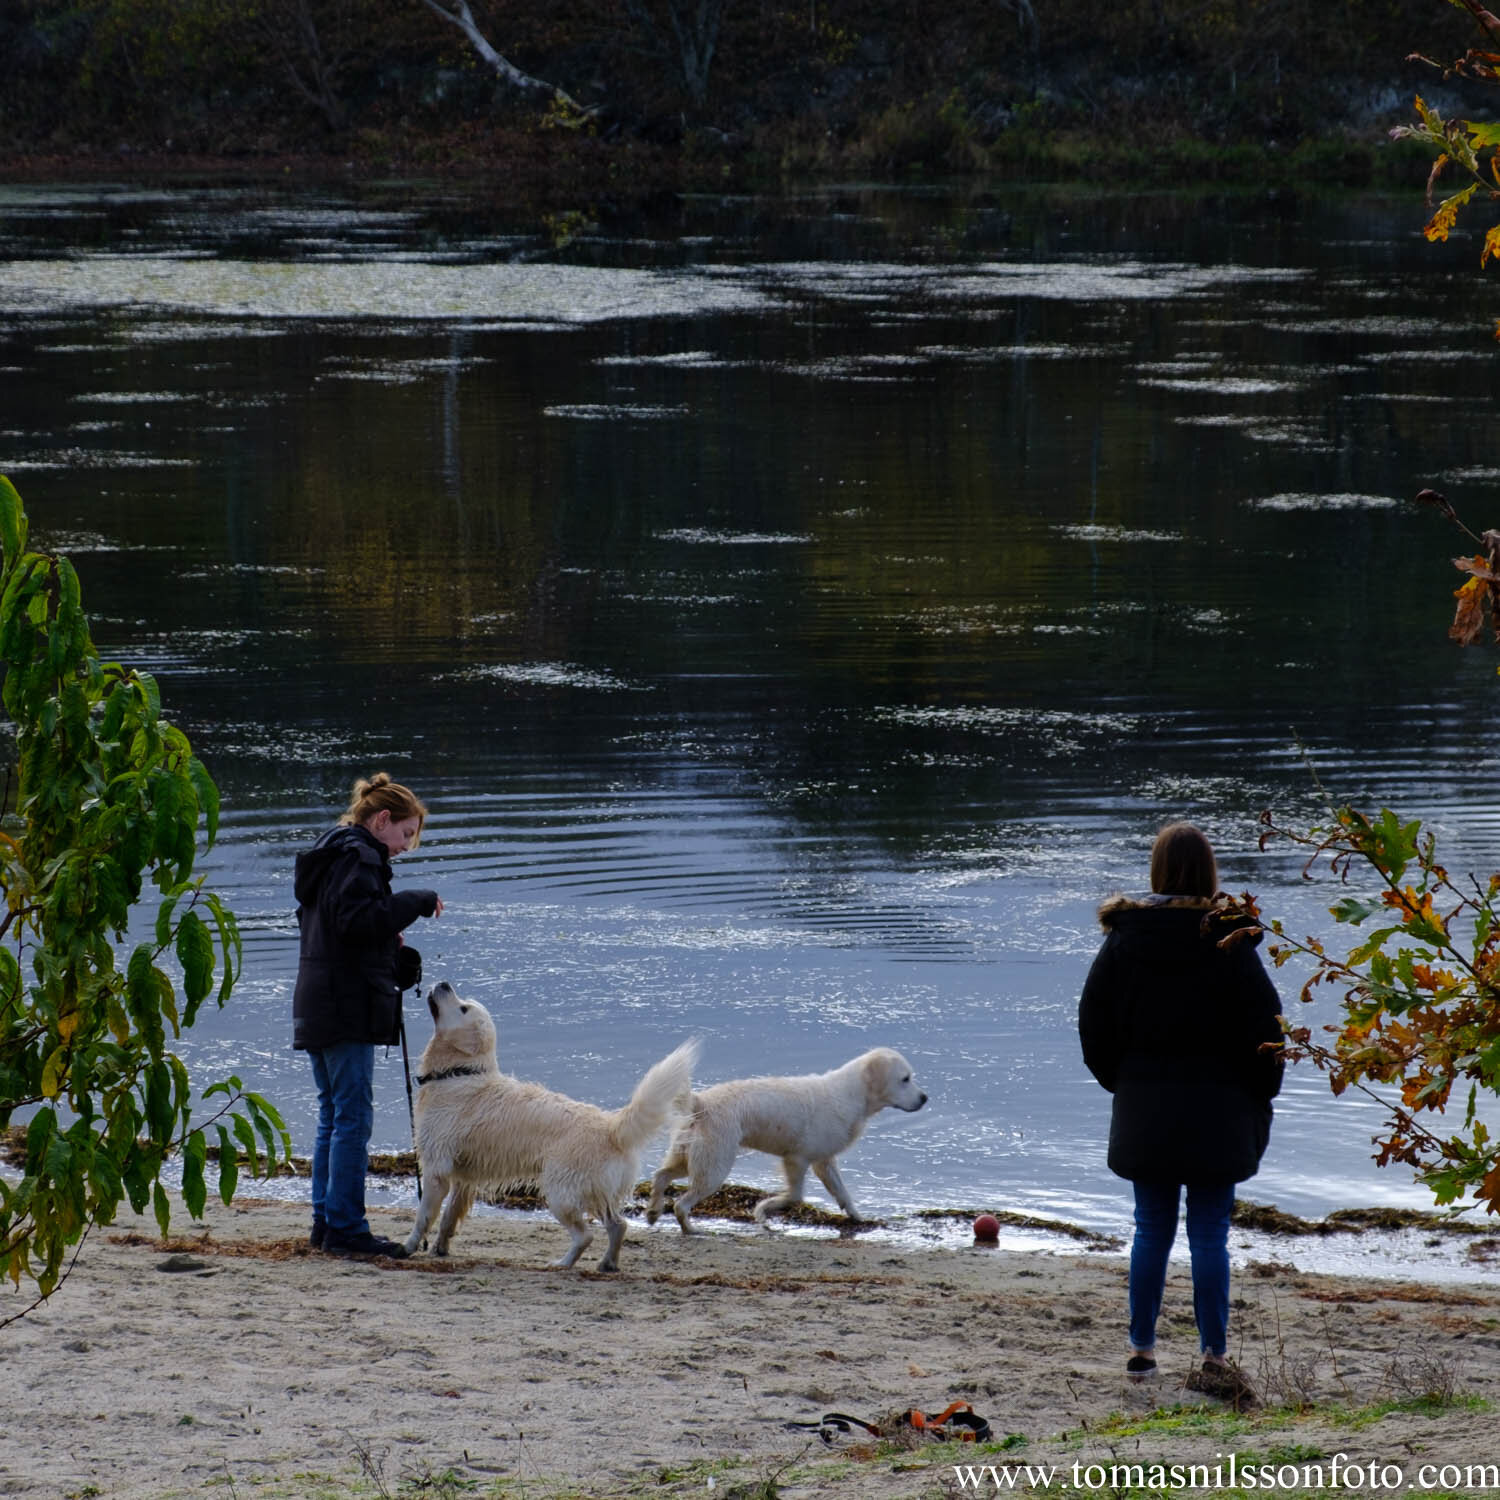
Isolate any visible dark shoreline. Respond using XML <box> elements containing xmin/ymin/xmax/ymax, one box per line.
<box><xmin>0</xmin><ymin>128</ymin><xmax>1436</xmax><ymax>215</ymax></box>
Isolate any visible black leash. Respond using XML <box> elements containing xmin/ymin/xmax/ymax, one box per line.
<box><xmin>399</xmin><ymin>1014</ymin><xmax>422</xmax><ymax>1201</ymax></box>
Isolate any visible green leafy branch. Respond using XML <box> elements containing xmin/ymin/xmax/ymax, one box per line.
<box><xmin>0</xmin><ymin>474</ymin><xmax>290</xmax><ymax>1306</ymax></box>
<box><xmin>1248</xmin><ymin>801</ymin><xmax>1500</xmax><ymax>1213</ymax></box>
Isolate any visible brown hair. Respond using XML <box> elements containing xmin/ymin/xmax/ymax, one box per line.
<box><xmin>339</xmin><ymin>772</ymin><xmax>428</xmax><ymax>845</ymax></box>
<box><xmin>1149</xmin><ymin>821</ymin><xmax>1218</xmax><ymax>898</ymax></box>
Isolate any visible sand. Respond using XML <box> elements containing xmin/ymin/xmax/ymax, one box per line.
<box><xmin>3</xmin><ymin>1194</ymin><xmax>1498</xmax><ymax>1500</ymax></box>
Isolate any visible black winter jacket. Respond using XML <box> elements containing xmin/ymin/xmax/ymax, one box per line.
<box><xmin>291</xmin><ymin>824</ymin><xmax>439</xmax><ymax>1051</ymax></box>
<box><xmin>1078</xmin><ymin>894</ymin><xmax>1284</xmax><ymax>1186</ymax></box>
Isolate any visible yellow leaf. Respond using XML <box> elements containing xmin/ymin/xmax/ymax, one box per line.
<box><xmin>106</xmin><ymin>995</ymin><xmax>132</xmax><ymax>1045</ymax></box>
<box><xmin>1484</xmin><ymin>224</ymin><xmax>1500</xmax><ymax>267</ymax></box>
<box><xmin>1425</xmin><ymin>183</ymin><xmax>1478</xmax><ymax>242</ymax></box>
<box><xmin>40</xmin><ymin>1043</ymin><xmax>68</xmax><ymax>1099</ymax></box>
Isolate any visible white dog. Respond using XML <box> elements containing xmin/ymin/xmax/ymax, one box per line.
<box><xmin>645</xmin><ymin>1048</ymin><xmax>927</xmax><ymax>1231</ymax></box>
<box><xmin>404</xmin><ymin>982</ymin><xmax>697</xmax><ymax>1271</ymax></box>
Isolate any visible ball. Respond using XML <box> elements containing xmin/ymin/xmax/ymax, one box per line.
<box><xmin>973</xmin><ymin>1213</ymin><xmax>1000</xmax><ymax>1241</ymax></box>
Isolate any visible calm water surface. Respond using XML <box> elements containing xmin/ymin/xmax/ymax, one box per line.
<box><xmin>2</xmin><ymin>180</ymin><xmax>1498</xmax><ymax>1248</ymax></box>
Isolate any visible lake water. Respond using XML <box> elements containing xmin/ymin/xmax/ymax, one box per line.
<box><xmin>2</xmin><ymin>179</ymin><xmax>1499</xmax><ymax>1252</ymax></box>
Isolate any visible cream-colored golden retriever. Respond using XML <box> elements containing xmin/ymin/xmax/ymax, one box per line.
<box><xmin>645</xmin><ymin>1048</ymin><xmax>927</xmax><ymax>1231</ymax></box>
<box><xmin>403</xmin><ymin>982</ymin><xmax>697</xmax><ymax>1271</ymax></box>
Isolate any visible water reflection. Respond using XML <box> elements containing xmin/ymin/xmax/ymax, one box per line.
<box><xmin>1</xmin><ymin>182</ymin><xmax>1497</xmax><ymax>1254</ymax></box>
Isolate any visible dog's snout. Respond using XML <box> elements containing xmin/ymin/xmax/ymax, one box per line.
<box><xmin>911</xmin><ymin>1091</ymin><xmax>928</xmax><ymax>1111</ymax></box>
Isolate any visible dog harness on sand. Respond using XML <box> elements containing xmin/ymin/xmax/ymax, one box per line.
<box><xmin>787</xmin><ymin>1401</ymin><xmax>991</xmax><ymax>1444</ymax></box>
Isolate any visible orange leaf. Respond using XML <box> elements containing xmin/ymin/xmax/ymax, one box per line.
<box><xmin>1451</xmin><ymin>574</ymin><xmax>1489</xmax><ymax>645</ymax></box>
<box><xmin>1480</xmin><ymin>1162</ymin><xmax>1500</xmax><ymax>1213</ymax></box>
<box><xmin>1426</xmin><ymin>200</ymin><xmax>1461</xmax><ymax>241</ymax></box>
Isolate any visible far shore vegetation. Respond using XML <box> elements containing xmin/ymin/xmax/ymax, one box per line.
<box><xmin>0</xmin><ymin>1</ymin><xmax>1487</xmax><ymax>206</ymax></box>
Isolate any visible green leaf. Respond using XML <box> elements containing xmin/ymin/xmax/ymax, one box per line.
<box><xmin>25</xmin><ymin>1107</ymin><xmax>57</xmax><ymax>1171</ymax></box>
<box><xmin>151</xmin><ymin>771</ymin><xmax>183</xmax><ymax>870</ymax></box>
<box><xmin>181</xmin><ymin>1129</ymin><xmax>207</xmax><ymax>1220</ymax></box>
<box><xmin>122</xmin><ymin>1150</ymin><xmax>151</xmax><ymax>1215</ymax></box>
<box><xmin>176</xmin><ymin>909</ymin><xmax>215</xmax><ymax>1022</ymax></box>
<box><xmin>252</xmin><ymin>1106</ymin><xmax>279</xmax><ymax>1170</ymax></box>
<box><xmin>152</xmin><ymin>1180</ymin><xmax>170</xmax><ymax>1240</ymax></box>
<box><xmin>0</xmin><ymin>473</ymin><xmax>28</xmax><ymax>562</ymax></box>
<box><xmin>231</xmin><ymin>1112</ymin><xmax>260</xmax><ymax>1177</ymax></box>
<box><xmin>1346</xmin><ymin>925</ymin><xmax>1401</xmax><ymax>967</ymax></box>
<box><xmin>245</xmin><ymin>1091</ymin><xmax>291</xmax><ymax>1165</ymax></box>
<box><xmin>205</xmin><ymin>892</ymin><xmax>241</xmax><ymax>1006</ymax></box>
<box><xmin>145</xmin><ymin>1059</ymin><xmax>174</xmax><ymax>1145</ymax></box>
<box><xmin>1331</xmin><ymin>896</ymin><xmax>1383</xmax><ymax>926</ymax></box>
<box><xmin>125</xmin><ymin>943</ymin><xmax>167</xmax><ymax>1061</ymax></box>
<box><xmin>188</xmin><ymin>757</ymin><xmax>219</xmax><ymax>847</ymax></box>
<box><xmin>214</xmin><ymin>1124</ymin><xmax>239</xmax><ymax>1206</ymax></box>
<box><xmin>155</xmin><ymin>890</ymin><xmax>181</xmax><ymax>949</ymax></box>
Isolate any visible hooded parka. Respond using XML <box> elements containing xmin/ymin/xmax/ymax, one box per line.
<box><xmin>1078</xmin><ymin>894</ymin><xmax>1283</xmax><ymax>1185</ymax></box>
<box><xmin>292</xmin><ymin>824</ymin><xmax>439</xmax><ymax>1051</ymax></box>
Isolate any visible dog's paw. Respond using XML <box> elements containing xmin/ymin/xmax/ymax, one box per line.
<box><xmin>644</xmin><ymin>1207</ymin><xmax>660</xmax><ymax>1225</ymax></box>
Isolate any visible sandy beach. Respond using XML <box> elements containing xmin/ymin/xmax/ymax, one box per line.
<box><xmin>3</xmin><ymin>1190</ymin><xmax>1499</xmax><ymax>1500</ymax></box>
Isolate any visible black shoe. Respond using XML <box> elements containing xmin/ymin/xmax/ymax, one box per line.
<box><xmin>323</xmin><ymin>1229</ymin><xmax>408</xmax><ymax>1260</ymax></box>
<box><xmin>1125</xmin><ymin>1354</ymin><xmax>1158</xmax><ymax>1382</ymax></box>
<box><xmin>309</xmin><ymin>1218</ymin><xmax>327</xmax><ymax>1250</ymax></box>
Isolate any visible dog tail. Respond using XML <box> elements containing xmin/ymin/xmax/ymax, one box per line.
<box><xmin>610</xmin><ymin>1039</ymin><xmax>700</xmax><ymax>1155</ymax></box>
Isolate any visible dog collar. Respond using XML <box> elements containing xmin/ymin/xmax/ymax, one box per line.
<box><xmin>415</xmin><ymin>1064</ymin><xmax>489</xmax><ymax>1086</ymax></box>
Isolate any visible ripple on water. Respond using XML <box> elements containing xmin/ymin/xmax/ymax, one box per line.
<box><xmin>452</xmin><ymin>662</ymin><xmax>647</xmax><ymax>691</ymax></box>
<box><xmin>0</xmin><ymin>448</ymin><xmax>196</xmax><ymax>470</ymax></box>
<box><xmin>1053</xmin><ymin>524</ymin><xmax>1184</xmax><ymax>543</ymax></box>
<box><xmin>653</xmin><ymin>528</ymin><xmax>813</xmax><ymax>545</ymax></box>
<box><xmin>1136</xmin><ymin>375</ymin><xmax>1299</xmax><ymax>395</ymax></box>
<box><xmin>1246</xmin><ymin>492</ymin><xmax>1400</xmax><ymax>512</ymax></box>
<box><xmin>542</xmin><ymin>403</ymin><xmax>689</xmax><ymax>419</ymax></box>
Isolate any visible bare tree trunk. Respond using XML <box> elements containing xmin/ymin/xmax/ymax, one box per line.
<box><xmin>242</xmin><ymin>0</ymin><xmax>355</xmax><ymax>133</ymax></box>
<box><xmin>621</xmin><ymin>0</ymin><xmax>728</xmax><ymax>106</ymax></box>
<box><xmin>285</xmin><ymin>0</ymin><xmax>349</xmax><ymax>131</ymax></box>
<box><xmin>414</xmin><ymin>0</ymin><xmax>592</xmax><ymax>113</ymax></box>
<box><xmin>1000</xmin><ymin>0</ymin><xmax>1039</xmax><ymax>97</ymax></box>
<box><xmin>665</xmin><ymin>0</ymin><xmax>726</xmax><ymax>104</ymax></box>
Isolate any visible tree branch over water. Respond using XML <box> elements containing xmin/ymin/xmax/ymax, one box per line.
<box><xmin>414</xmin><ymin>0</ymin><xmax>595</xmax><ymax>116</ymax></box>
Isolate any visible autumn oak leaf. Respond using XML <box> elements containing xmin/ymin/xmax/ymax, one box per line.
<box><xmin>1450</xmin><ymin>573</ymin><xmax>1489</xmax><ymax>644</ymax></box>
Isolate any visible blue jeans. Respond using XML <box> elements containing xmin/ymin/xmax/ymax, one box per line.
<box><xmin>309</xmin><ymin>1042</ymin><xmax>375</xmax><ymax>1237</ymax></box>
<box><xmin>1129</xmin><ymin>1180</ymin><xmax>1235</xmax><ymax>1357</ymax></box>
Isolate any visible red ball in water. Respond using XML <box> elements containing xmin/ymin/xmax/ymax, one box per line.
<box><xmin>973</xmin><ymin>1213</ymin><xmax>1000</xmax><ymax>1242</ymax></box>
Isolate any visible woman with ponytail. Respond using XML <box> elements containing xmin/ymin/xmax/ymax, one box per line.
<box><xmin>293</xmin><ymin>773</ymin><xmax>443</xmax><ymax>1258</ymax></box>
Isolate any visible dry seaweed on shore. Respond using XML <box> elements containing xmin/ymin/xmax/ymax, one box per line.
<box><xmin>1232</xmin><ymin>1199</ymin><xmax>1492</xmax><ymax>1237</ymax></box>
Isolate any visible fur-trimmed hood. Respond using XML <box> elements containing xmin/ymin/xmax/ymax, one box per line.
<box><xmin>1097</xmin><ymin>892</ymin><xmax>1213</xmax><ymax>924</ymax></box>
<box><xmin>1094</xmin><ymin>892</ymin><xmax>1264</xmax><ymax>966</ymax></box>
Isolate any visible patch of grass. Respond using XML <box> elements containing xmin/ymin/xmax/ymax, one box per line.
<box><xmin>1065</xmin><ymin>1402</ymin><xmax>1258</xmax><ymax>1443</ymax></box>
<box><xmin>1324</xmin><ymin>1390</ymin><xmax>1489</xmax><ymax>1430</ymax></box>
